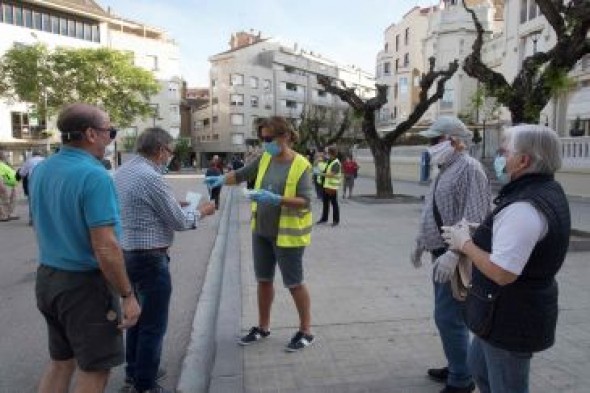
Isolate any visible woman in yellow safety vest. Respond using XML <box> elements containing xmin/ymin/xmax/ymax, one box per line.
<box><xmin>204</xmin><ymin>116</ymin><xmax>315</xmax><ymax>352</ymax></box>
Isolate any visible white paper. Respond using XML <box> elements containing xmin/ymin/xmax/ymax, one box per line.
<box><xmin>242</xmin><ymin>188</ymin><xmax>259</xmax><ymax>199</ymax></box>
<box><xmin>183</xmin><ymin>191</ymin><xmax>202</xmax><ymax>214</ymax></box>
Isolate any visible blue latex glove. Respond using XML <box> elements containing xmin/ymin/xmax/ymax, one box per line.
<box><xmin>313</xmin><ymin>167</ymin><xmax>321</xmax><ymax>176</ymax></box>
<box><xmin>250</xmin><ymin>189</ymin><xmax>282</xmax><ymax>206</ymax></box>
<box><xmin>204</xmin><ymin>175</ymin><xmax>225</xmax><ymax>188</ymax></box>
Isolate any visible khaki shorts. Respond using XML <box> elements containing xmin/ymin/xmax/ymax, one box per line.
<box><xmin>35</xmin><ymin>265</ymin><xmax>124</xmax><ymax>371</ymax></box>
<box><xmin>252</xmin><ymin>233</ymin><xmax>305</xmax><ymax>288</ymax></box>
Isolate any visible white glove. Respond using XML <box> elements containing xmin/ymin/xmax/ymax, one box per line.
<box><xmin>410</xmin><ymin>244</ymin><xmax>424</xmax><ymax>268</ymax></box>
<box><xmin>433</xmin><ymin>251</ymin><xmax>460</xmax><ymax>283</ymax></box>
<box><xmin>441</xmin><ymin>219</ymin><xmax>474</xmax><ymax>251</ymax></box>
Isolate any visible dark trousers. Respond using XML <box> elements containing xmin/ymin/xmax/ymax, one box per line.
<box><xmin>210</xmin><ymin>186</ymin><xmax>221</xmax><ymax>209</ymax></box>
<box><xmin>320</xmin><ymin>190</ymin><xmax>339</xmax><ymax>224</ymax></box>
<box><xmin>123</xmin><ymin>250</ymin><xmax>172</xmax><ymax>391</ymax></box>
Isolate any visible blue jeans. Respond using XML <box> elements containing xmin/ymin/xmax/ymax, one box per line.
<box><xmin>124</xmin><ymin>250</ymin><xmax>172</xmax><ymax>391</ymax></box>
<box><xmin>433</xmin><ymin>280</ymin><xmax>472</xmax><ymax>388</ymax></box>
<box><xmin>469</xmin><ymin>335</ymin><xmax>532</xmax><ymax>393</ymax></box>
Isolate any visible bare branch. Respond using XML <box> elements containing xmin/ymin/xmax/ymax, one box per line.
<box><xmin>536</xmin><ymin>0</ymin><xmax>565</xmax><ymax>37</ymax></box>
<box><xmin>317</xmin><ymin>75</ymin><xmax>365</xmax><ymax>110</ymax></box>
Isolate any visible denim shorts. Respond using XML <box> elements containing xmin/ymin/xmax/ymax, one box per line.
<box><xmin>252</xmin><ymin>233</ymin><xmax>305</xmax><ymax>288</ymax></box>
<box><xmin>35</xmin><ymin>265</ymin><xmax>124</xmax><ymax>371</ymax></box>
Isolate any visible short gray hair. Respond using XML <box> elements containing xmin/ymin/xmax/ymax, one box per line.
<box><xmin>504</xmin><ymin>124</ymin><xmax>562</xmax><ymax>175</ymax></box>
<box><xmin>135</xmin><ymin>127</ymin><xmax>173</xmax><ymax>157</ymax></box>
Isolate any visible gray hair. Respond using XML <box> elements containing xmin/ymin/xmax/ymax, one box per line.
<box><xmin>135</xmin><ymin>127</ymin><xmax>173</xmax><ymax>157</ymax></box>
<box><xmin>57</xmin><ymin>103</ymin><xmax>108</xmax><ymax>143</ymax></box>
<box><xmin>504</xmin><ymin>124</ymin><xmax>562</xmax><ymax>175</ymax></box>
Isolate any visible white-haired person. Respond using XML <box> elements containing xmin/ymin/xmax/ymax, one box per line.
<box><xmin>442</xmin><ymin>124</ymin><xmax>570</xmax><ymax>393</ymax></box>
<box><xmin>412</xmin><ymin>116</ymin><xmax>491</xmax><ymax>393</ymax></box>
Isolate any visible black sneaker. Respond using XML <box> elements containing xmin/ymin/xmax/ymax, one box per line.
<box><xmin>238</xmin><ymin>326</ymin><xmax>270</xmax><ymax>346</ymax></box>
<box><xmin>427</xmin><ymin>366</ymin><xmax>449</xmax><ymax>383</ymax></box>
<box><xmin>285</xmin><ymin>331</ymin><xmax>314</xmax><ymax>352</ymax></box>
<box><xmin>122</xmin><ymin>369</ymin><xmax>167</xmax><ymax>392</ymax></box>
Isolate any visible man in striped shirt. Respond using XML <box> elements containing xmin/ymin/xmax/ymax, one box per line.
<box><xmin>411</xmin><ymin>116</ymin><xmax>491</xmax><ymax>393</ymax></box>
<box><xmin>114</xmin><ymin>127</ymin><xmax>215</xmax><ymax>393</ymax></box>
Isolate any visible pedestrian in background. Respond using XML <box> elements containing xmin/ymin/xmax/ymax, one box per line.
<box><xmin>312</xmin><ymin>152</ymin><xmax>326</xmax><ymax>200</ymax></box>
<box><xmin>316</xmin><ymin>145</ymin><xmax>342</xmax><ymax>226</ymax></box>
<box><xmin>206</xmin><ymin>156</ymin><xmax>223</xmax><ymax>210</ymax></box>
<box><xmin>442</xmin><ymin>125</ymin><xmax>570</xmax><ymax>393</ymax></box>
<box><xmin>342</xmin><ymin>155</ymin><xmax>359</xmax><ymax>199</ymax></box>
<box><xmin>204</xmin><ymin>116</ymin><xmax>315</xmax><ymax>352</ymax></box>
<box><xmin>114</xmin><ymin>127</ymin><xmax>215</xmax><ymax>393</ymax></box>
<box><xmin>0</xmin><ymin>151</ymin><xmax>19</xmax><ymax>221</ymax></box>
<box><xmin>411</xmin><ymin>116</ymin><xmax>491</xmax><ymax>393</ymax></box>
<box><xmin>17</xmin><ymin>150</ymin><xmax>45</xmax><ymax>225</ymax></box>
<box><xmin>30</xmin><ymin>103</ymin><xmax>141</xmax><ymax>393</ymax></box>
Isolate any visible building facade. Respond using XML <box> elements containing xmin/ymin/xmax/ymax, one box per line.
<box><xmin>193</xmin><ymin>31</ymin><xmax>375</xmax><ymax>166</ymax></box>
<box><xmin>0</xmin><ymin>0</ymin><xmax>181</xmax><ymax>165</ymax></box>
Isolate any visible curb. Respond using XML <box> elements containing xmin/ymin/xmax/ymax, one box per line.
<box><xmin>176</xmin><ymin>189</ymin><xmax>234</xmax><ymax>393</ymax></box>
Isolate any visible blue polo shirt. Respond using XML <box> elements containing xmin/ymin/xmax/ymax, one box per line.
<box><xmin>30</xmin><ymin>146</ymin><xmax>121</xmax><ymax>272</ymax></box>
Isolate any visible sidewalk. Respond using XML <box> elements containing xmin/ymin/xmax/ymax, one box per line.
<box><xmin>180</xmin><ymin>176</ymin><xmax>590</xmax><ymax>393</ymax></box>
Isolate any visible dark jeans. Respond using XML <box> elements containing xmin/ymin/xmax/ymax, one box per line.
<box><xmin>123</xmin><ymin>250</ymin><xmax>172</xmax><ymax>391</ymax></box>
<box><xmin>209</xmin><ymin>186</ymin><xmax>221</xmax><ymax>209</ymax></box>
<box><xmin>320</xmin><ymin>190</ymin><xmax>339</xmax><ymax>224</ymax></box>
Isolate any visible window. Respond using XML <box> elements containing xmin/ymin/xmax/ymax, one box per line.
<box><xmin>211</xmin><ymin>79</ymin><xmax>216</xmax><ymax>87</ymax></box>
<box><xmin>59</xmin><ymin>17</ymin><xmax>67</xmax><ymax>35</ymax></box>
<box><xmin>383</xmin><ymin>62</ymin><xmax>391</xmax><ymax>75</ymax></box>
<box><xmin>203</xmin><ymin>118</ymin><xmax>210</xmax><ymax>127</ymax></box>
<box><xmin>395</xmin><ymin>34</ymin><xmax>399</xmax><ymax>51</ymax></box>
<box><xmin>441</xmin><ymin>88</ymin><xmax>454</xmax><ymax>109</ymax></box>
<box><xmin>67</xmin><ymin>19</ymin><xmax>75</xmax><ymax>36</ymax></box>
<box><xmin>231</xmin><ymin>114</ymin><xmax>244</xmax><ymax>125</ymax></box>
<box><xmin>393</xmin><ymin>106</ymin><xmax>397</xmax><ymax>119</ymax></box>
<box><xmin>399</xmin><ymin>77</ymin><xmax>408</xmax><ymax>95</ymax></box>
<box><xmin>42</xmin><ymin>13</ymin><xmax>50</xmax><ymax>32</ymax></box>
<box><xmin>146</xmin><ymin>55</ymin><xmax>158</xmax><ymax>71</ymax></box>
<box><xmin>263</xmin><ymin>79</ymin><xmax>271</xmax><ymax>90</ymax></box>
<box><xmin>231</xmin><ymin>133</ymin><xmax>244</xmax><ymax>145</ymax></box>
<box><xmin>528</xmin><ymin>0</ymin><xmax>538</xmax><ymax>20</ymax></box>
<box><xmin>285</xmin><ymin>82</ymin><xmax>297</xmax><ymax>92</ymax></box>
<box><xmin>384</xmin><ymin>43</ymin><xmax>389</xmax><ymax>52</ymax></box>
<box><xmin>51</xmin><ymin>15</ymin><xmax>59</xmax><ymax>34</ymax></box>
<box><xmin>230</xmin><ymin>94</ymin><xmax>244</xmax><ymax>106</ymax></box>
<box><xmin>213</xmin><ymin>134</ymin><xmax>219</xmax><ymax>140</ymax></box>
<box><xmin>14</xmin><ymin>6</ymin><xmax>23</xmax><ymax>26</ymax></box>
<box><xmin>212</xmin><ymin>97</ymin><xmax>219</xmax><ymax>104</ymax></box>
<box><xmin>250</xmin><ymin>95</ymin><xmax>259</xmax><ymax>107</ymax></box>
<box><xmin>3</xmin><ymin>4</ymin><xmax>13</xmax><ymax>24</ymax></box>
<box><xmin>520</xmin><ymin>0</ymin><xmax>528</xmax><ymax>23</ymax></box>
<box><xmin>230</xmin><ymin>74</ymin><xmax>244</xmax><ymax>86</ymax></box>
<box><xmin>403</xmin><ymin>53</ymin><xmax>409</xmax><ymax>67</ymax></box>
<box><xmin>92</xmin><ymin>25</ymin><xmax>100</xmax><ymax>42</ymax></box>
<box><xmin>168</xmin><ymin>82</ymin><xmax>179</xmax><ymax>100</ymax></box>
<box><xmin>404</xmin><ymin>28</ymin><xmax>409</xmax><ymax>46</ymax></box>
<box><xmin>83</xmin><ymin>23</ymin><xmax>92</xmax><ymax>41</ymax></box>
<box><xmin>250</xmin><ymin>76</ymin><xmax>259</xmax><ymax>88</ymax></box>
<box><xmin>394</xmin><ymin>83</ymin><xmax>398</xmax><ymax>99</ymax></box>
<box><xmin>75</xmin><ymin>21</ymin><xmax>83</xmax><ymax>38</ymax></box>
<box><xmin>285</xmin><ymin>100</ymin><xmax>297</xmax><ymax>108</ymax></box>
<box><xmin>317</xmin><ymin>90</ymin><xmax>327</xmax><ymax>98</ymax></box>
<box><xmin>24</xmin><ymin>9</ymin><xmax>32</xmax><ymax>28</ymax></box>
<box><xmin>395</xmin><ymin>59</ymin><xmax>399</xmax><ymax>72</ymax></box>
<box><xmin>33</xmin><ymin>11</ymin><xmax>41</xmax><ymax>30</ymax></box>
<box><xmin>213</xmin><ymin>116</ymin><xmax>218</xmax><ymax>123</ymax></box>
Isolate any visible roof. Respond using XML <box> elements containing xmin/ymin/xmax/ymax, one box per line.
<box><xmin>29</xmin><ymin>0</ymin><xmax>111</xmax><ymax>19</ymax></box>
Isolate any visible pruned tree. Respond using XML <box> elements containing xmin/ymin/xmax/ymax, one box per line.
<box><xmin>318</xmin><ymin>57</ymin><xmax>459</xmax><ymax>197</ymax></box>
<box><xmin>295</xmin><ymin>105</ymin><xmax>353</xmax><ymax>152</ymax></box>
<box><xmin>0</xmin><ymin>44</ymin><xmax>160</xmax><ymax>129</ymax></box>
<box><xmin>462</xmin><ymin>0</ymin><xmax>590</xmax><ymax>124</ymax></box>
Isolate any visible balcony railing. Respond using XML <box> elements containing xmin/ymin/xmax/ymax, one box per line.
<box><xmin>561</xmin><ymin>136</ymin><xmax>590</xmax><ymax>169</ymax></box>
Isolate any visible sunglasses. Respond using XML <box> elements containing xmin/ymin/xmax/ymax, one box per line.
<box><xmin>95</xmin><ymin>126</ymin><xmax>118</xmax><ymax>140</ymax></box>
<box><xmin>260</xmin><ymin>135</ymin><xmax>275</xmax><ymax>143</ymax></box>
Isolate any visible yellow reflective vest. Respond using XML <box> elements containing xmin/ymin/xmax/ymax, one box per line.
<box><xmin>315</xmin><ymin>161</ymin><xmax>327</xmax><ymax>185</ymax></box>
<box><xmin>251</xmin><ymin>152</ymin><xmax>312</xmax><ymax>247</ymax></box>
<box><xmin>0</xmin><ymin>161</ymin><xmax>17</xmax><ymax>187</ymax></box>
<box><xmin>323</xmin><ymin>158</ymin><xmax>342</xmax><ymax>190</ymax></box>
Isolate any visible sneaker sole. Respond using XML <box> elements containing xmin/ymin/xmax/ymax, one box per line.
<box><xmin>284</xmin><ymin>337</ymin><xmax>315</xmax><ymax>352</ymax></box>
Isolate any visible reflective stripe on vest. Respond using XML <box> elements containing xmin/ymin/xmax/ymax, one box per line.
<box><xmin>251</xmin><ymin>152</ymin><xmax>312</xmax><ymax>247</ymax></box>
<box><xmin>323</xmin><ymin>159</ymin><xmax>341</xmax><ymax>190</ymax></box>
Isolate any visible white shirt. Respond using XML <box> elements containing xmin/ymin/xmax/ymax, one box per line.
<box><xmin>19</xmin><ymin>156</ymin><xmax>44</xmax><ymax>177</ymax></box>
<box><xmin>490</xmin><ymin>202</ymin><xmax>548</xmax><ymax>275</ymax></box>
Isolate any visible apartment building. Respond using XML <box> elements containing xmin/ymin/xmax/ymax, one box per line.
<box><xmin>193</xmin><ymin>31</ymin><xmax>375</xmax><ymax>165</ymax></box>
<box><xmin>375</xmin><ymin>6</ymin><xmax>435</xmax><ymax>133</ymax></box>
<box><xmin>0</xmin><ymin>0</ymin><xmax>181</xmax><ymax>164</ymax></box>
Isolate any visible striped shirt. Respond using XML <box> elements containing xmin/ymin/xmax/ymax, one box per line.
<box><xmin>114</xmin><ymin>155</ymin><xmax>198</xmax><ymax>251</ymax></box>
<box><xmin>417</xmin><ymin>151</ymin><xmax>491</xmax><ymax>251</ymax></box>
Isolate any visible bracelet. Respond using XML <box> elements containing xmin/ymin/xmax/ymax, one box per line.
<box><xmin>121</xmin><ymin>289</ymin><xmax>133</xmax><ymax>298</ymax></box>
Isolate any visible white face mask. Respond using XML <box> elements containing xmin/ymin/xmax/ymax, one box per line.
<box><xmin>427</xmin><ymin>140</ymin><xmax>454</xmax><ymax>165</ymax></box>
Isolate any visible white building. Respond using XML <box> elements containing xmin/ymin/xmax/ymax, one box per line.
<box><xmin>0</xmin><ymin>0</ymin><xmax>181</xmax><ymax>164</ymax></box>
<box><xmin>193</xmin><ymin>31</ymin><xmax>375</xmax><ymax>165</ymax></box>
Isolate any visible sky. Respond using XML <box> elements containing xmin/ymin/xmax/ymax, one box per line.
<box><xmin>98</xmin><ymin>0</ymin><xmax>437</xmax><ymax>87</ymax></box>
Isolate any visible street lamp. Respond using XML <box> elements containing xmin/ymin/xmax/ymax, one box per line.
<box><xmin>531</xmin><ymin>31</ymin><xmax>541</xmax><ymax>54</ymax></box>
<box><xmin>149</xmin><ymin>103</ymin><xmax>160</xmax><ymax>127</ymax></box>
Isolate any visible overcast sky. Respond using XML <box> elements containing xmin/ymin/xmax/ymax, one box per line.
<box><xmin>98</xmin><ymin>0</ymin><xmax>437</xmax><ymax>86</ymax></box>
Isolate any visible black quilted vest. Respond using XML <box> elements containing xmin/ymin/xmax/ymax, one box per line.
<box><xmin>469</xmin><ymin>174</ymin><xmax>571</xmax><ymax>352</ymax></box>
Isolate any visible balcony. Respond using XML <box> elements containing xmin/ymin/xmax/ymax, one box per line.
<box><xmin>561</xmin><ymin>136</ymin><xmax>590</xmax><ymax>169</ymax></box>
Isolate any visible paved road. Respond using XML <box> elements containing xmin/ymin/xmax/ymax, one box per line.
<box><xmin>0</xmin><ymin>174</ymin><xmax>219</xmax><ymax>393</ymax></box>
<box><xmin>200</xmin><ymin>176</ymin><xmax>590</xmax><ymax>393</ymax></box>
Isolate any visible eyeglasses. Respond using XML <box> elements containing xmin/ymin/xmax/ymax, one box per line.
<box><xmin>260</xmin><ymin>135</ymin><xmax>275</xmax><ymax>143</ymax></box>
<box><xmin>95</xmin><ymin>126</ymin><xmax>117</xmax><ymax>140</ymax></box>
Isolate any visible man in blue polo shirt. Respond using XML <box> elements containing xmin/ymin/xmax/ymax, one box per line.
<box><xmin>30</xmin><ymin>103</ymin><xmax>141</xmax><ymax>393</ymax></box>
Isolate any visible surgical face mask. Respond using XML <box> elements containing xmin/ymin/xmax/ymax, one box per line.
<box><xmin>263</xmin><ymin>141</ymin><xmax>281</xmax><ymax>156</ymax></box>
<box><xmin>494</xmin><ymin>155</ymin><xmax>510</xmax><ymax>184</ymax></box>
<box><xmin>159</xmin><ymin>154</ymin><xmax>173</xmax><ymax>174</ymax></box>
<box><xmin>427</xmin><ymin>140</ymin><xmax>454</xmax><ymax>165</ymax></box>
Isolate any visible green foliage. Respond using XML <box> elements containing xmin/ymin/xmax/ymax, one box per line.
<box><xmin>0</xmin><ymin>45</ymin><xmax>160</xmax><ymax>128</ymax></box>
<box><xmin>174</xmin><ymin>137</ymin><xmax>192</xmax><ymax>165</ymax></box>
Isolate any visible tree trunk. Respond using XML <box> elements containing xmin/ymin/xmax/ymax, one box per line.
<box><xmin>369</xmin><ymin>142</ymin><xmax>393</xmax><ymax>198</ymax></box>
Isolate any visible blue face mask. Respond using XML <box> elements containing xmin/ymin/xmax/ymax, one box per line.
<box><xmin>263</xmin><ymin>141</ymin><xmax>281</xmax><ymax>156</ymax></box>
<box><xmin>494</xmin><ymin>155</ymin><xmax>510</xmax><ymax>184</ymax></box>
